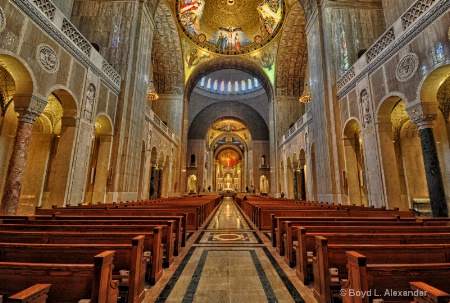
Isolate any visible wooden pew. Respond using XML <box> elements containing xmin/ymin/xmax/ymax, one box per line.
<box><xmin>0</xmin><ymin>251</ymin><xmax>119</xmax><ymax>303</ymax></box>
<box><xmin>0</xmin><ymin>222</ymin><xmax>175</xmax><ymax>268</ymax></box>
<box><xmin>279</xmin><ymin>218</ymin><xmax>426</xmax><ymax>260</ymax></box>
<box><xmin>36</xmin><ymin>207</ymin><xmax>201</xmax><ymax>230</ymax></box>
<box><xmin>340</xmin><ymin>251</ymin><xmax>450</xmax><ymax>303</ymax></box>
<box><xmin>2</xmin><ymin>284</ymin><xmax>51</xmax><ymax>303</ymax></box>
<box><xmin>295</xmin><ymin>230</ymin><xmax>450</xmax><ymax>285</ymax></box>
<box><xmin>283</xmin><ymin>223</ymin><xmax>450</xmax><ymax>268</ymax></box>
<box><xmin>0</xmin><ymin>228</ymin><xmax>163</xmax><ymax>285</ymax></box>
<box><xmin>0</xmin><ymin>236</ymin><xmax>146</xmax><ymax>303</ymax></box>
<box><xmin>313</xmin><ymin>236</ymin><xmax>450</xmax><ymax>303</ymax></box>
<box><xmin>32</xmin><ymin>214</ymin><xmax>187</xmax><ymax>251</ymax></box>
<box><xmin>409</xmin><ymin>282</ymin><xmax>450</xmax><ymax>303</ymax></box>
<box><xmin>256</xmin><ymin>208</ymin><xmax>415</xmax><ymax>231</ymax></box>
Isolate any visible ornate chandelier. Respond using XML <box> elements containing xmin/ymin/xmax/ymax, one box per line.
<box><xmin>146</xmin><ymin>80</ymin><xmax>159</xmax><ymax>100</ymax></box>
<box><xmin>299</xmin><ymin>83</ymin><xmax>311</xmax><ymax>103</ymax></box>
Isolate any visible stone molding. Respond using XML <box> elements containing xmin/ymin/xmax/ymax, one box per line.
<box><xmin>12</xmin><ymin>0</ymin><xmax>121</xmax><ymax>93</ymax></box>
<box><xmin>411</xmin><ymin>114</ymin><xmax>437</xmax><ymax>130</ymax></box>
<box><xmin>0</xmin><ymin>6</ymin><xmax>5</xmax><ymax>33</ymax></box>
<box><xmin>396</xmin><ymin>53</ymin><xmax>419</xmax><ymax>82</ymax></box>
<box><xmin>337</xmin><ymin>0</ymin><xmax>449</xmax><ymax>99</ymax></box>
<box><xmin>36</xmin><ymin>44</ymin><xmax>59</xmax><ymax>73</ymax></box>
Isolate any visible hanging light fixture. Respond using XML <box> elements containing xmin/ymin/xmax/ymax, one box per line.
<box><xmin>299</xmin><ymin>82</ymin><xmax>311</xmax><ymax>103</ymax></box>
<box><xmin>146</xmin><ymin>79</ymin><xmax>159</xmax><ymax>100</ymax></box>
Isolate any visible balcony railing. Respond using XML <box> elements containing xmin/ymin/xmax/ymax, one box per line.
<box><xmin>279</xmin><ymin>109</ymin><xmax>313</xmax><ymax>147</ymax></box>
<box><xmin>13</xmin><ymin>0</ymin><xmax>121</xmax><ymax>93</ymax></box>
<box><xmin>337</xmin><ymin>0</ymin><xmax>445</xmax><ymax>99</ymax></box>
<box><xmin>146</xmin><ymin>107</ymin><xmax>180</xmax><ymax>146</ymax></box>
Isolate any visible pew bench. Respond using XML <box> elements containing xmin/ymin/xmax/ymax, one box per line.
<box><xmin>409</xmin><ymin>282</ymin><xmax>450</xmax><ymax>303</ymax></box>
<box><xmin>312</xmin><ymin>236</ymin><xmax>450</xmax><ymax>303</ymax></box>
<box><xmin>0</xmin><ymin>222</ymin><xmax>175</xmax><ymax>268</ymax></box>
<box><xmin>0</xmin><ymin>251</ymin><xmax>119</xmax><ymax>303</ymax></box>
<box><xmin>340</xmin><ymin>251</ymin><xmax>450</xmax><ymax>303</ymax></box>
<box><xmin>295</xmin><ymin>230</ymin><xmax>450</xmax><ymax>285</ymax></box>
<box><xmin>2</xmin><ymin>284</ymin><xmax>50</xmax><ymax>303</ymax></box>
<box><xmin>0</xmin><ymin>228</ymin><xmax>163</xmax><ymax>285</ymax></box>
<box><xmin>0</xmin><ymin>236</ymin><xmax>146</xmax><ymax>303</ymax></box>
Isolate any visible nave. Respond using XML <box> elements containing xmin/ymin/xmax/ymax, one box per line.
<box><xmin>145</xmin><ymin>197</ymin><xmax>314</xmax><ymax>303</ymax></box>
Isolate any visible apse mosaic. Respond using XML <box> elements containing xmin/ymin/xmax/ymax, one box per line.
<box><xmin>177</xmin><ymin>0</ymin><xmax>285</xmax><ymax>55</ymax></box>
<box><xmin>218</xmin><ymin>150</ymin><xmax>240</xmax><ymax>168</ymax></box>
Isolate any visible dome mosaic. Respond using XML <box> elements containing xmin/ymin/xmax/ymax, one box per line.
<box><xmin>177</xmin><ymin>0</ymin><xmax>285</xmax><ymax>55</ymax></box>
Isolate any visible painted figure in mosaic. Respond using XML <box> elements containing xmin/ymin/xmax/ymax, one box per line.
<box><xmin>235</xmin><ymin>33</ymin><xmax>241</xmax><ymax>51</ymax></box>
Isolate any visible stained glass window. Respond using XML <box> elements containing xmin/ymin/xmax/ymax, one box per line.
<box><xmin>241</xmin><ymin>80</ymin><xmax>246</xmax><ymax>91</ymax></box>
<box><xmin>220</xmin><ymin>80</ymin><xmax>225</xmax><ymax>92</ymax></box>
<box><xmin>207</xmin><ymin>78</ymin><xmax>211</xmax><ymax>89</ymax></box>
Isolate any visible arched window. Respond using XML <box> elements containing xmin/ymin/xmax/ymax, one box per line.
<box><xmin>207</xmin><ymin>78</ymin><xmax>211</xmax><ymax>89</ymax></box>
<box><xmin>200</xmin><ymin>77</ymin><xmax>205</xmax><ymax>87</ymax></box>
<box><xmin>227</xmin><ymin>81</ymin><xmax>232</xmax><ymax>92</ymax></box>
<box><xmin>241</xmin><ymin>80</ymin><xmax>246</xmax><ymax>91</ymax></box>
<box><xmin>234</xmin><ymin>81</ymin><xmax>239</xmax><ymax>92</ymax></box>
<box><xmin>248</xmin><ymin>79</ymin><xmax>253</xmax><ymax>90</ymax></box>
<box><xmin>220</xmin><ymin>80</ymin><xmax>225</xmax><ymax>92</ymax></box>
<box><xmin>254</xmin><ymin>78</ymin><xmax>259</xmax><ymax>88</ymax></box>
<box><xmin>214</xmin><ymin>80</ymin><xmax>218</xmax><ymax>91</ymax></box>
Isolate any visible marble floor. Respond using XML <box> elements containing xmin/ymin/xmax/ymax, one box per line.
<box><xmin>144</xmin><ymin>197</ymin><xmax>317</xmax><ymax>303</ymax></box>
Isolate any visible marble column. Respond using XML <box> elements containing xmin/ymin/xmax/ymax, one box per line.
<box><xmin>300</xmin><ymin>167</ymin><xmax>307</xmax><ymax>200</ymax></box>
<box><xmin>149</xmin><ymin>165</ymin><xmax>157</xmax><ymax>199</ymax></box>
<box><xmin>414</xmin><ymin>115</ymin><xmax>448</xmax><ymax>217</ymax></box>
<box><xmin>1</xmin><ymin>98</ymin><xmax>45</xmax><ymax>214</ymax></box>
<box><xmin>293</xmin><ymin>169</ymin><xmax>299</xmax><ymax>200</ymax></box>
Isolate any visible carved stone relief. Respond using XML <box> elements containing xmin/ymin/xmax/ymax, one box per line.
<box><xmin>84</xmin><ymin>83</ymin><xmax>96</xmax><ymax>121</ymax></box>
<box><xmin>0</xmin><ymin>6</ymin><xmax>5</xmax><ymax>33</ymax></box>
<box><xmin>36</xmin><ymin>44</ymin><xmax>59</xmax><ymax>73</ymax></box>
<box><xmin>359</xmin><ymin>89</ymin><xmax>372</xmax><ymax>128</ymax></box>
<box><xmin>396</xmin><ymin>53</ymin><xmax>419</xmax><ymax>82</ymax></box>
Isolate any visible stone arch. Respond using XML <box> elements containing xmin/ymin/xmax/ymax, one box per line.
<box><xmin>299</xmin><ymin>148</ymin><xmax>307</xmax><ymax>200</ymax></box>
<box><xmin>0</xmin><ymin>52</ymin><xmax>35</xmax><ymax>95</ymax></box>
<box><xmin>185</xmin><ymin>56</ymin><xmax>274</xmax><ymax>102</ymax></box>
<box><xmin>188</xmin><ymin>102</ymin><xmax>269</xmax><ymax>140</ymax></box>
<box><xmin>210</xmin><ymin>132</ymin><xmax>248</xmax><ymax>151</ymax></box>
<box><xmin>279</xmin><ymin>158</ymin><xmax>285</xmax><ymax>195</ymax></box>
<box><xmin>148</xmin><ymin>147</ymin><xmax>159</xmax><ymax>199</ymax></box>
<box><xmin>161</xmin><ymin>155</ymin><xmax>170</xmax><ymax>198</ymax></box>
<box><xmin>285</xmin><ymin>156</ymin><xmax>294</xmax><ymax>199</ymax></box>
<box><xmin>84</xmin><ymin>114</ymin><xmax>114</xmax><ymax>204</ymax></box>
<box><xmin>343</xmin><ymin>119</ymin><xmax>367</xmax><ymax>206</ymax></box>
<box><xmin>275</xmin><ymin>2</ymin><xmax>308</xmax><ymax>96</ymax></box>
<box><xmin>150</xmin><ymin>147</ymin><xmax>158</xmax><ymax>165</ymax></box>
<box><xmin>309</xmin><ymin>142</ymin><xmax>318</xmax><ymax>201</ymax></box>
<box><xmin>376</xmin><ymin>96</ymin><xmax>427</xmax><ymax>211</ymax></box>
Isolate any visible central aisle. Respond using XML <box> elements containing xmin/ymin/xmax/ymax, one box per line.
<box><xmin>145</xmin><ymin>197</ymin><xmax>316</xmax><ymax>303</ymax></box>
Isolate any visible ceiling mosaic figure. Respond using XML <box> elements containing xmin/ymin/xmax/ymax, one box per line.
<box><xmin>177</xmin><ymin>0</ymin><xmax>285</xmax><ymax>55</ymax></box>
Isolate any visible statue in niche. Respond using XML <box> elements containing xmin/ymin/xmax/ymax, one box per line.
<box><xmin>84</xmin><ymin>83</ymin><xmax>96</xmax><ymax>121</ymax></box>
<box><xmin>359</xmin><ymin>89</ymin><xmax>372</xmax><ymax>128</ymax></box>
